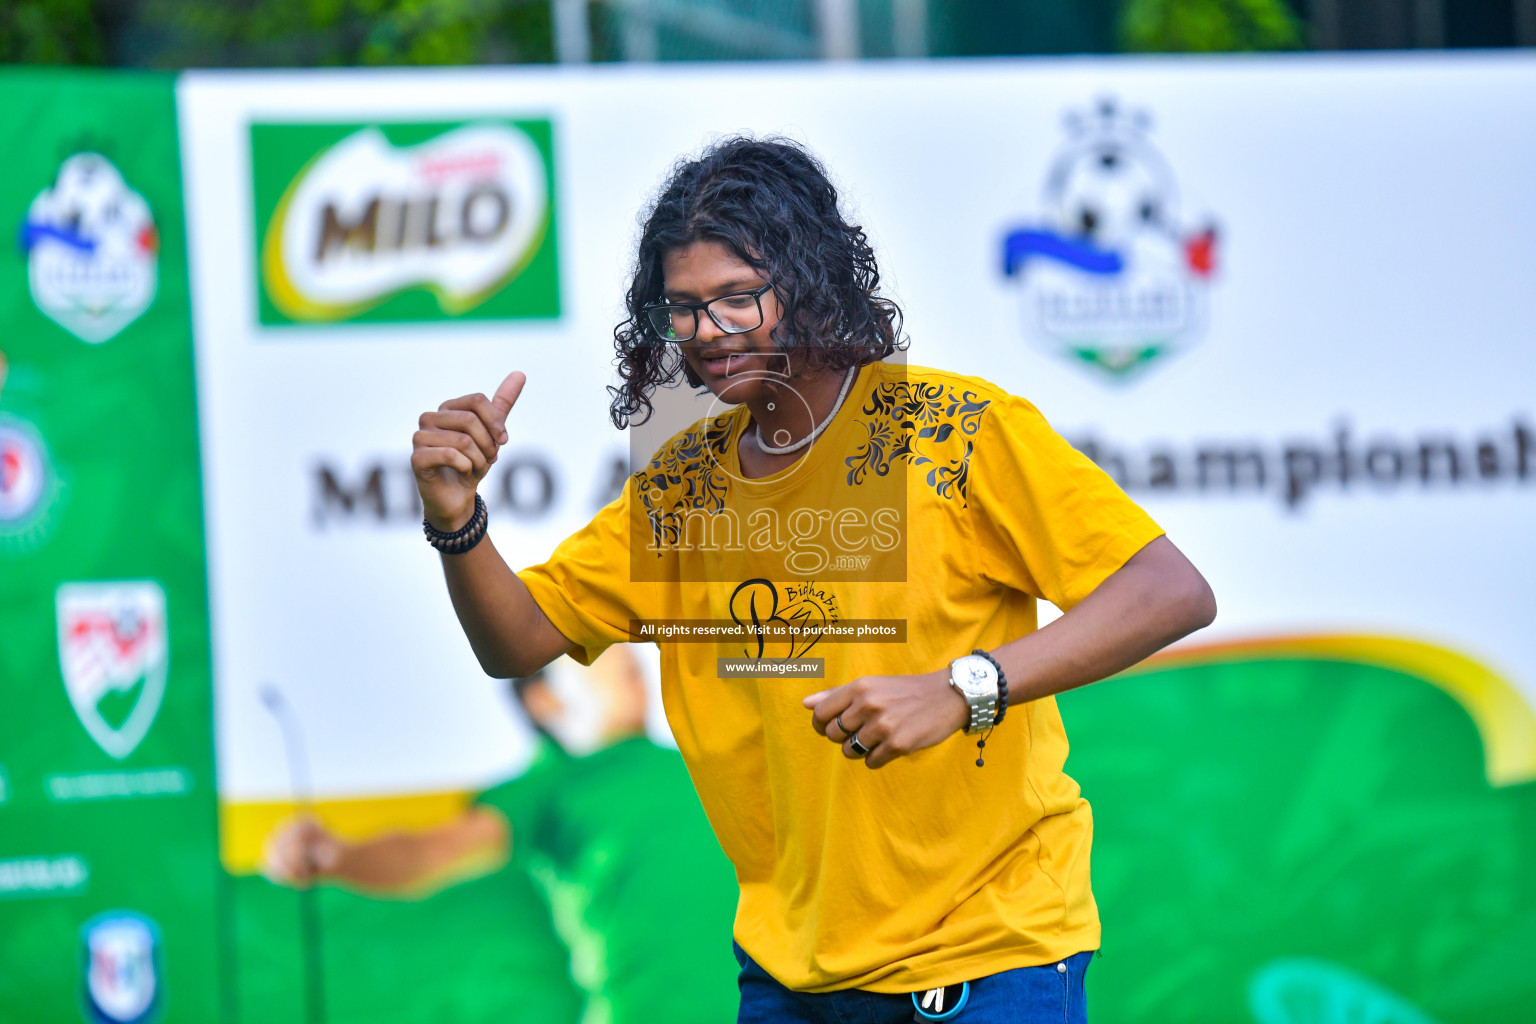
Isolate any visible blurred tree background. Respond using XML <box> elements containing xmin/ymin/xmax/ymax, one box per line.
<box><xmin>2</xmin><ymin>0</ymin><xmax>108</xmax><ymax>63</ymax></box>
<box><xmin>1120</xmin><ymin>0</ymin><xmax>1303</xmax><ymax>52</ymax></box>
<box><xmin>0</xmin><ymin>0</ymin><xmax>1529</xmax><ymax>67</ymax></box>
<box><xmin>2</xmin><ymin>0</ymin><xmax>556</xmax><ymax>66</ymax></box>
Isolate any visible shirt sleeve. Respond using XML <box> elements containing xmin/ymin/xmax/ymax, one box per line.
<box><xmin>518</xmin><ymin>477</ymin><xmax>663</xmax><ymax>665</ymax></box>
<box><xmin>967</xmin><ymin>393</ymin><xmax>1165</xmax><ymax>611</ymax></box>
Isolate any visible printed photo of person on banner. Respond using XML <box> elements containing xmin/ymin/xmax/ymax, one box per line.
<box><xmin>261</xmin><ymin>644</ymin><xmax>738</xmax><ymax>1024</ymax></box>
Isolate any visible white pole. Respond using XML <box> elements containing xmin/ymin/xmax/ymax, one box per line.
<box><xmin>893</xmin><ymin>0</ymin><xmax>927</xmax><ymax>57</ymax></box>
<box><xmin>622</xmin><ymin>1</ymin><xmax>660</xmax><ymax>61</ymax></box>
<box><xmin>552</xmin><ymin>0</ymin><xmax>591</xmax><ymax>63</ymax></box>
<box><xmin>1310</xmin><ymin>0</ymin><xmax>1341</xmax><ymax>49</ymax></box>
<box><xmin>815</xmin><ymin>0</ymin><xmax>860</xmax><ymax>60</ymax></box>
<box><xmin>1413</xmin><ymin>0</ymin><xmax>1444</xmax><ymax>48</ymax></box>
<box><xmin>1516</xmin><ymin>0</ymin><xmax>1536</xmax><ymax>46</ymax></box>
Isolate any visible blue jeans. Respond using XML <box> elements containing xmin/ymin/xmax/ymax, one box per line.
<box><xmin>734</xmin><ymin>942</ymin><xmax>1092</xmax><ymax>1024</ymax></box>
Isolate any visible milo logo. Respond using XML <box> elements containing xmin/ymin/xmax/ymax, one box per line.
<box><xmin>252</xmin><ymin>120</ymin><xmax>559</xmax><ymax>325</ymax></box>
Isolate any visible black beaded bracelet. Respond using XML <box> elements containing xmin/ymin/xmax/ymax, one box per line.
<box><xmin>424</xmin><ymin>494</ymin><xmax>489</xmax><ymax>554</ymax></box>
<box><xmin>969</xmin><ymin>648</ymin><xmax>1009</xmax><ymax>768</ymax></box>
<box><xmin>972</xmin><ymin>648</ymin><xmax>1008</xmax><ymax>725</ymax></box>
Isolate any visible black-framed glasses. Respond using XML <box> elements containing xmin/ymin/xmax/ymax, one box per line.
<box><xmin>641</xmin><ymin>282</ymin><xmax>773</xmax><ymax>343</ymax></box>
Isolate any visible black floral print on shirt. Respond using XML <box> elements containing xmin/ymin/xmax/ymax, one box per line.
<box><xmin>845</xmin><ymin>381</ymin><xmax>990</xmax><ymax>506</ymax></box>
<box><xmin>635</xmin><ymin>414</ymin><xmax>734</xmax><ymax>550</ymax></box>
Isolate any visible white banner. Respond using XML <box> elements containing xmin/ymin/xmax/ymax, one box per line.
<box><xmin>178</xmin><ymin>53</ymin><xmax>1536</xmax><ymax>804</ymax></box>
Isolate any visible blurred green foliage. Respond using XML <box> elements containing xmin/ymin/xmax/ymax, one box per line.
<box><xmin>1</xmin><ymin>0</ymin><xmax>1307</xmax><ymax>68</ymax></box>
<box><xmin>1</xmin><ymin>0</ymin><xmax>107</xmax><ymax>64</ymax></box>
<box><xmin>136</xmin><ymin>0</ymin><xmax>553</xmax><ymax>66</ymax></box>
<box><xmin>4</xmin><ymin>0</ymin><xmax>554</xmax><ymax>67</ymax></box>
<box><xmin>1119</xmin><ymin>0</ymin><xmax>1304</xmax><ymax>52</ymax></box>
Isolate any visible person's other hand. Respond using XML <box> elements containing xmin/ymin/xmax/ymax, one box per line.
<box><xmin>411</xmin><ymin>370</ymin><xmax>526</xmax><ymax>532</ymax></box>
<box><xmin>803</xmin><ymin>670</ymin><xmax>968</xmax><ymax>769</ymax></box>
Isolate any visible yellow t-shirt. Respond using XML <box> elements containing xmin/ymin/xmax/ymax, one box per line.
<box><xmin>518</xmin><ymin>361</ymin><xmax>1164</xmax><ymax>993</ymax></box>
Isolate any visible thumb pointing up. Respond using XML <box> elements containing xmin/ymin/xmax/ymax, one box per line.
<box><xmin>490</xmin><ymin>370</ymin><xmax>526</xmax><ymax>443</ymax></box>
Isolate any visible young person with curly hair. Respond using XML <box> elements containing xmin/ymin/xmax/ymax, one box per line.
<box><xmin>410</xmin><ymin>137</ymin><xmax>1216</xmax><ymax>1024</ymax></box>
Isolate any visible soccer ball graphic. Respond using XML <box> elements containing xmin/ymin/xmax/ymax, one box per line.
<box><xmin>1045</xmin><ymin>102</ymin><xmax>1180</xmax><ymax>255</ymax></box>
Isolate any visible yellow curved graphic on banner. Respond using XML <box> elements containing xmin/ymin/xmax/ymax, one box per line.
<box><xmin>1136</xmin><ymin>634</ymin><xmax>1536</xmax><ymax>788</ymax></box>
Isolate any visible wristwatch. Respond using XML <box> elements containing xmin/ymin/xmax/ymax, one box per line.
<box><xmin>948</xmin><ymin>653</ymin><xmax>1000</xmax><ymax>734</ymax></box>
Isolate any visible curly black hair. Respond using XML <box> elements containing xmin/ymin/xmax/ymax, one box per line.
<box><xmin>608</xmin><ymin>137</ymin><xmax>904</xmax><ymax>428</ymax></box>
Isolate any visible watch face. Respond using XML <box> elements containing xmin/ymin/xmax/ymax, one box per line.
<box><xmin>953</xmin><ymin>656</ymin><xmax>996</xmax><ymax>697</ymax></box>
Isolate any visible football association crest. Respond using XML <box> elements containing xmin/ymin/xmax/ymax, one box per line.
<box><xmin>82</xmin><ymin>912</ymin><xmax>161</xmax><ymax>1024</ymax></box>
<box><xmin>21</xmin><ymin>153</ymin><xmax>159</xmax><ymax>344</ymax></box>
<box><xmin>56</xmin><ymin>582</ymin><xmax>168</xmax><ymax>760</ymax></box>
<box><xmin>1001</xmin><ymin>98</ymin><xmax>1218</xmax><ymax>379</ymax></box>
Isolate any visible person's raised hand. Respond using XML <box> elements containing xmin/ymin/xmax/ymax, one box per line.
<box><xmin>803</xmin><ymin>669</ymin><xmax>968</xmax><ymax>769</ymax></box>
<box><xmin>411</xmin><ymin>371</ymin><xmax>526</xmax><ymax>532</ymax></box>
<box><xmin>261</xmin><ymin>815</ymin><xmax>346</xmax><ymax>889</ymax></box>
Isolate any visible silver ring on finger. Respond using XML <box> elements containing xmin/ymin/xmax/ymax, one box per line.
<box><xmin>835</xmin><ymin>713</ymin><xmax>850</xmax><ymax>739</ymax></box>
<box><xmin>848</xmin><ymin>734</ymin><xmax>870</xmax><ymax>758</ymax></box>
